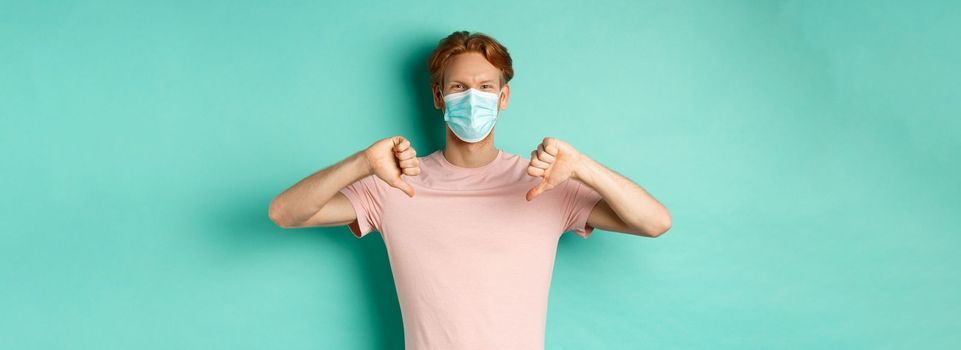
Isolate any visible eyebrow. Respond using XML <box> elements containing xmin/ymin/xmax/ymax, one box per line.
<box><xmin>449</xmin><ymin>79</ymin><xmax>497</xmax><ymax>85</ymax></box>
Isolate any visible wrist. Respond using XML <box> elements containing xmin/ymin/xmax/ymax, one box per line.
<box><xmin>571</xmin><ymin>153</ymin><xmax>596</xmax><ymax>184</ymax></box>
<box><xmin>350</xmin><ymin>150</ymin><xmax>374</xmax><ymax>178</ymax></box>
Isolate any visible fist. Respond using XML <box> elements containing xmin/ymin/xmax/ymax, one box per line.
<box><xmin>363</xmin><ymin>136</ymin><xmax>420</xmax><ymax>197</ymax></box>
<box><xmin>526</xmin><ymin>137</ymin><xmax>582</xmax><ymax>201</ymax></box>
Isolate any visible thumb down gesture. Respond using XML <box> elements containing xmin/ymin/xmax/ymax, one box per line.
<box><xmin>364</xmin><ymin>136</ymin><xmax>420</xmax><ymax>197</ymax></box>
<box><xmin>526</xmin><ymin>137</ymin><xmax>583</xmax><ymax>201</ymax></box>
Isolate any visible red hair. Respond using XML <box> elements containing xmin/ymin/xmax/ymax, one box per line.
<box><xmin>427</xmin><ymin>31</ymin><xmax>514</xmax><ymax>88</ymax></box>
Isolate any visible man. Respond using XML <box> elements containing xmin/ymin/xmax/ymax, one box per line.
<box><xmin>268</xmin><ymin>30</ymin><xmax>671</xmax><ymax>350</ymax></box>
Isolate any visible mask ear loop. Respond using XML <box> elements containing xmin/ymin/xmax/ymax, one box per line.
<box><xmin>436</xmin><ymin>84</ymin><xmax>447</xmax><ymax>111</ymax></box>
<box><xmin>440</xmin><ymin>85</ymin><xmax>453</xmax><ymax>122</ymax></box>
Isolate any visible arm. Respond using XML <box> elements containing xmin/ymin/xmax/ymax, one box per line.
<box><xmin>574</xmin><ymin>155</ymin><xmax>672</xmax><ymax>238</ymax></box>
<box><xmin>525</xmin><ymin>137</ymin><xmax>671</xmax><ymax>238</ymax></box>
<box><xmin>268</xmin><ymin>136</ymin><xmax>420</xmax><ymax>229</ymax></box>
<box><xmin>268</xmin><ymin>151</ymin><xmax>372</xmax><ymax>229</ymax></box>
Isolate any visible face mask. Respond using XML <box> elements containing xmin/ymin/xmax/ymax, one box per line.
<box><xmin>443</xmin><ymin>88</ymin><xmax>502</xmax><ymax>143</ymax></box>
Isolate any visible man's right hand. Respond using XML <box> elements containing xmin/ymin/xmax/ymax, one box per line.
<box><xmin>363</xmin><ymin>136</ymin><xmax>420</xmax><ymax>197</ymax></box>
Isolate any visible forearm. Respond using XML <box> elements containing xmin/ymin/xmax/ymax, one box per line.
<box><xmin>573</xmin><ymin>155</ymin><xmax>671</xmax><ymax>233</ymax></box>
<box><xmin>268</xmin><ymin>150</ymin><xmax>371</xmax><ymax>227</ymax></box>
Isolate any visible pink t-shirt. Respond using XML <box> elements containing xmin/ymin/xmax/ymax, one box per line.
<box><xmin>338</xmin><ymin>148</ymin><xmax>603</xmax><ymax>350</ymax></box>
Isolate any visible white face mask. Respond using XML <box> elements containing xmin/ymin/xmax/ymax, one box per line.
<box><xmin>443</xmin><ymin>88</ymin><xmax>502</xmax><ymax>143</ymax></box>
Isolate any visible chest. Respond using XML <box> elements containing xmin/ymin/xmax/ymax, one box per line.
<box><xmin>378</xmin><ymin>183</ymin><xmax>566</xmax><ymax>251</ymax></box>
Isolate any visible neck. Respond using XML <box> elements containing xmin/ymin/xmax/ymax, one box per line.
<box><xmin>443</xmin><ymin>129</ymin><xmax>499</xmax><ymax>168</ymax></box>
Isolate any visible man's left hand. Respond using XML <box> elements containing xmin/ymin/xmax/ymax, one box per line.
<box><xmin>526</xmin><ymin>137</ymin><xmax>585</xmax><ymax>201</ymax></box>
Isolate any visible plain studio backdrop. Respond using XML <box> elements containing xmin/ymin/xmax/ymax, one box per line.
<box><xmin>2</xmin><ymin>1</ymin><xmax>959</xmax><ymax>349</ymax></box>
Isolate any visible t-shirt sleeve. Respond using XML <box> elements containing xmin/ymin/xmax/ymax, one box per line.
<box><xmin>562</xmin><ymin>179</ymin><xmax>604</xmax><ymax>239</ymax></box>
<box><xmin>338</xmin><ymin>174</ymin><xmax>386</xmax><ymax>239</ymax></box>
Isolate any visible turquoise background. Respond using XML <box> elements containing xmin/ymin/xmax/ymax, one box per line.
<box><xmin>2</xmin><ymin>0</ymin><xmax>959</xmax><ymax>348</ymax></box>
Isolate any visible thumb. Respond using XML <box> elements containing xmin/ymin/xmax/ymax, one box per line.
<box><xmin>526</xmin><ymin>180</ymin><xmax>550</xmax><ymax>201</ymax></box>
<box><xmin>390</xmin><ymin>177</ymin><xmax>415</xmax><ymax>198</ymax></box>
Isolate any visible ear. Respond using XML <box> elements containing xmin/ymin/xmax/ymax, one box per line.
<box><xmin>498</xmin><ymin>83</ymin><xmax>510</xmax><ymax>111</ymax></box>
<box><xmin>432</xmin><ymin>83</ymin><xmax>444</xmax><ymax>110</ymax></box>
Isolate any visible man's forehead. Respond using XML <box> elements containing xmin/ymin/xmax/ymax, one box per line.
<box><xmin>445</xmin><ymin>67</ymin><xmax>501</xmax><ymax>84</ymax></box>
<box><xmin>445</xmin><ymin>53</ymin><xmax>501</xmax><ymax>83</ymax></box>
